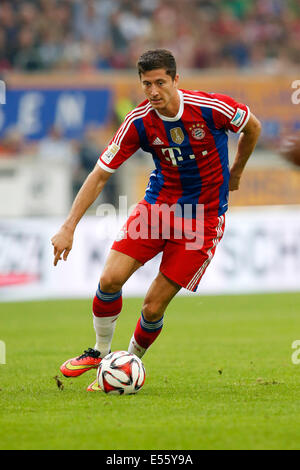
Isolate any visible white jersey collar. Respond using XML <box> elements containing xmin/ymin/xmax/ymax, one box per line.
<box><xmin>154</xmin><ymin>90</ymin><xmax>184</xmax><ymax>122</ymax></box>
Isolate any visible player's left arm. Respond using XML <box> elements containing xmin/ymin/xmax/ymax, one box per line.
<box><xmin>229</xmin><ymin>113</ymin><xmax>261</xmax><ymax>191</ymax></box>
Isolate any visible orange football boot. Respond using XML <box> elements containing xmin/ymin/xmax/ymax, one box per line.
<box><xmin>87</xmin><ymin>378</ymin><xmax>102</xmax><ymax>392</ymax></box>
<box><xmin>60</xmin><ymin>348</ymin><xmax>102</xmax><ymax>378</ymax></box>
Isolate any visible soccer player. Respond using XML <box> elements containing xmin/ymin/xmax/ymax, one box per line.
<box><xmin>51</xmin><ymin>49</ymin><xmax>261</xmax><ymax>391</ymax></box>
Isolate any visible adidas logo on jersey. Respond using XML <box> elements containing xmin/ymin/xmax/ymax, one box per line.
<box><xmin>152</xmin><ymin>137</ymin><xmax>164</xmax><ymax>145</ymax></box>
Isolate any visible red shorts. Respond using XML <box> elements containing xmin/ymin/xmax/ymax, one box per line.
<box><xmin>111</xmin><ymin>200</ymin><xmax>225</xmax><ymax>292</ymax></box>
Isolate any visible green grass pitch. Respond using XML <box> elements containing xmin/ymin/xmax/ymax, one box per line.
<box><xmin>1</xmin><ymin>292</ymin><xmax>300</xmax><ymax>450</ymax></box>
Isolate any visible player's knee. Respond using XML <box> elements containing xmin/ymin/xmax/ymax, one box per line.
<box><xmin>142</xmin><ymin>302</ymin><xmax>163</xmax><ymax>322</ymax></box>
<box><xmin>99</xmin><ymin>272</ymin><xmax>123</xmax><ymax>293</ymax></box>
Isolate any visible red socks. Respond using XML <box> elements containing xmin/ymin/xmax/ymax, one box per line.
<box><xmin>128</xmin><ymin>312</ymin><xmax>164</xmax><ymax>358</ymax></box>
<box><xmin>92</xmin><ymin>285</ymin><xmax>123</xmax><ymax>356</ymax></box>
<box><xmin>93</xmin><ymin>287</ymin><xmax>122</xmax><ymax>317</ymax></box>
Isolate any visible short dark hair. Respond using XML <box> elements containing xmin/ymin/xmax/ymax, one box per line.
<box><xmin>137</xmin><ymin>49</ymin><xmax>177</xmax><ymax>80</ymax></box>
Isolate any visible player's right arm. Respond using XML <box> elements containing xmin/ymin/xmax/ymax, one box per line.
<box><xmin>51</xmin><ymin>164</ymin><xmax>111</xmax><ymax>266</ymax></box>
<box><xmin>51</xmin><ymin>110</ymin><xmax>142</xmax><ymax>266</ymax></box>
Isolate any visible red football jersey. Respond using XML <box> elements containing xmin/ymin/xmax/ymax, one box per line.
<box><xmin>98</xmin><ymin>89</ymin><xmax>250</xmax><ymax>217</ymax></box>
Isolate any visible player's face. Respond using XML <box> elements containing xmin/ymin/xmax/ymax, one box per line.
<box><xmin>140</xmin><ymin>68</ymin><xmax>180</xmax><ymax>117</ymax></box>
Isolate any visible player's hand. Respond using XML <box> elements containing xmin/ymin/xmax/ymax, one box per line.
<box><xmin>229</xmin><ymin>172</ymin><xmax>241</xmax><ymax>191</ymax></box>
<box><xmin>51</xmin><ymin>226</ymin><xmax>74</xmax><ymax>266</ymax></box>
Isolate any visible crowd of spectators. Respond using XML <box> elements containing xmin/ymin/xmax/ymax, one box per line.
<box><xmin>0</xmin><ymin>0</ymin><xmax>299</xmax><ymax>74</ymax></box>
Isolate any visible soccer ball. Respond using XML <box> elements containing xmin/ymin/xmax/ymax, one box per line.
<box><xmin>97</xmin><ymin>351</ymin><xmax>146</xmax><ymax>395</ymax></box>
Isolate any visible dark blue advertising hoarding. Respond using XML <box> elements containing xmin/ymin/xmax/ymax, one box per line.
<box><xmin>0</xmin><ymin>88</ymin><xmax>113</xmax><ymax>139</ymax></box>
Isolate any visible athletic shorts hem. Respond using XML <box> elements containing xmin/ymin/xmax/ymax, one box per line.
<box><xmin>160</xmin><ymin>268</ymin><xmax>199</xmax><ymax>292</ymax></box>
<box><xmin>159</xmin><ymin>269</ymin><xmax>194</xmax><ymax>292</ymax></box>
<box><xmin>110</xmin><ymin>245</ymin><xmax>146</xmax><ymax>266</ymax></box>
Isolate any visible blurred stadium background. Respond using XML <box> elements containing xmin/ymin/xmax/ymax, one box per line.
<box><xmin>0</xmin><ymin>0</ymin><xmax>300</xmax><ymax>301</ymax></box>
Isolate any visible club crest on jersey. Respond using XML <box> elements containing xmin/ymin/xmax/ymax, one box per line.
<box><xmin>170</xmin><ymin>127</ymin><xmax>184</xmax><ymax>145</ymax></box>
<box><xmin>189</xmin><ymin>124</ymin><xmax>205</xmax><ymax>140</ymax></box>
